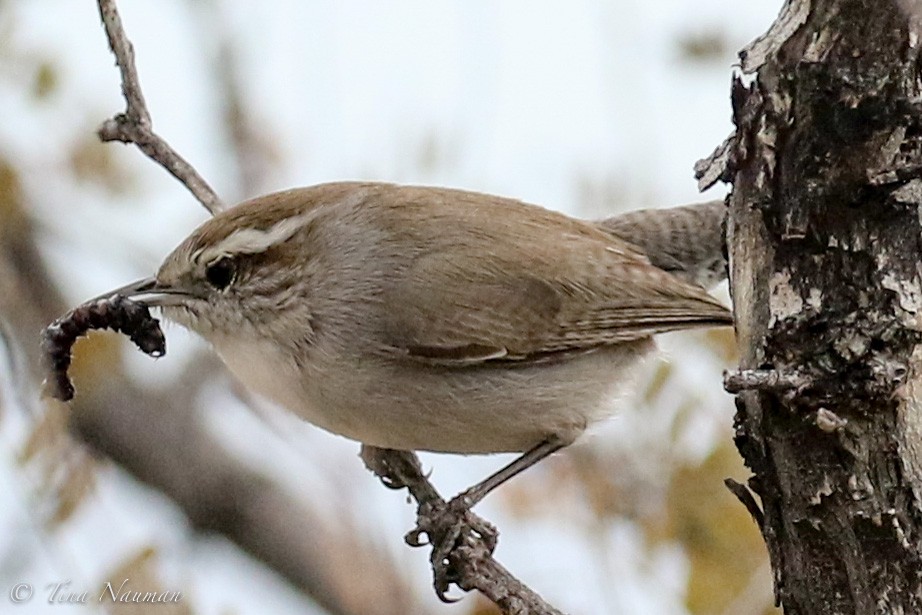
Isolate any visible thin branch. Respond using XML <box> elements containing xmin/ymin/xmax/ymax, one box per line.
<box><xmin>723</xmin><ymin>368</ymin><xmax>810</xmax><ymax>395</ymax></box>
<box><xmin>724</xmin><ymin>478</ymin><xmax>765</xmax><ymax>531</ymax></box>
<box><xmin>361</xmin><ymin>446</ymin><xmax>565</xmax><ymax>615</ymax></box>
<box><xmin>95</xmin><ymin>0</ymin><xmax>224</xmax><ymax>215</ymax></box>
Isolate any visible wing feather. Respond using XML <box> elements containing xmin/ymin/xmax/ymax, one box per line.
<box><xmin>372</xmin><ymin>186</ymin><xmax>732</xmax><ymax>367</ymax></box>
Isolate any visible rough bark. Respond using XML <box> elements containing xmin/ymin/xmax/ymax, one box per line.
<box><xmin>709</xmin><ymin>0</ymin><xmax>922</xmax><ymax>612</ymax></box>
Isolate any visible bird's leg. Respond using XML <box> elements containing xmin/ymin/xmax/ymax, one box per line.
<box><xmin>449</xmin><ymin>437</ymin><xmax>567</xmax><ymax>513</ymax></box>
<box><xmin>419</xmin><ymin>438</ymin><xmax>567</xmax><ymax>595</ymax></box>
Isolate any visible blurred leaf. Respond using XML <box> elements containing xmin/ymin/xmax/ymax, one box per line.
<box><xmin>20</xmin><ymin>400</ymin><xmax>98</xmax><ymax>527</ymax></box>
<box><xmin>18</xmin><ymin>329</ymin><xmax>123</xmax><ymax>529</ymax></box>
<box><xmin>0</xmin><ymin>158</ymin><xmax>26</xmax><ymax>231</ymax></box>
<box><xmin>102</xmin><ymin>547</ymin><xmax>193</xmax><ymax>615</ymax></box>
<box><xmin>499</xmin><ymin>461</ymin><xmax>573</xmax><ymax>519</ymax></box>
<box><xmin>642</xmin><ymin>360</ymin><xmax>674</xmax><ymax>404</ymax></box>
<box><xmin>0</xmin><ymin>154</ymin><xmax>64</xmax><ymax>337</ymax></box>
<box><xmin>667</xmin><ymin>398</ymin><xmax>701</xmax><ymax>446</ymax></box>
<box><xmin>31</xmin><ymin>59</ymin><xmax>58</xmax><ymax>100</ymax></box>
<box><xmin>569</xmin><ymin>449</ymin><xmax>640</xmax><ymax>520</ymax></box>
<box><xmin>50</xmin><ymin>451</ymin><xmax>95</xmax><ymax>525</ymax></box>
<box><xmin>648</xmin><ymin>441</ymin><xmax>772</xmax><ymax>614</ymax></box>
<box><xmin>703</xmin><ymin>328</ymin><xmax>738</xmax><ymax>364</ymax></box>
<box><xmin>503</xmin><ymin>446</ymin><xmax>650</xmax><ymax>522</ymax></box>
<box><xmin>675</xmin><ymin>30</ymin><xmax>730</xmax><ymax>63</ymax></box>
<box><xmin>68</xmin><ymin>134</ymin><xmax>136</xmax><ymax>194</ymax></box>
<box><xmin>19</xmin><ymin>398</ymin><xmax>68</xmax><ymax>464</ymax></box>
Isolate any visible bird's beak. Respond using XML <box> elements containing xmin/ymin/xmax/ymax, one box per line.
<box><xmin>89</xmin><ymin>276</ymin><xmax>194</xmax><ymax>307</ymax></box>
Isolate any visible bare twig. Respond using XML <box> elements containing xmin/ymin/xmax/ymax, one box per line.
<box><xmin>695</xmin><ymin>131</ymin><xmax>735</xmax><ymax>192</ymax></box>
<box><xmin>724</xmin><ymin>478</ymin><xmax>765</xmax><ymax>531</ymax></box>
<box><xmin>361</xmin><ymin>446</ymin><xmax>565</xmax><ymax>615</ymax></box>
<box><xmin>95</xmin><ymin>0</ymin><xmax>224</xmax><ymax>214</ymax></box>
<box><xmin>723</xmin><ymin>368</ymin><xmax>810</xmax><ymax>395</ymax></box>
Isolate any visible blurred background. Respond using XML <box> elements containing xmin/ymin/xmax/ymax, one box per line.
<box><xmin>0</xmin><ymin>1</ymin><xmax>781</xmax><ymax>613</ymax></box>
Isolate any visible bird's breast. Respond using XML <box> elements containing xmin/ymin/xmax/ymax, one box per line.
<box><xmin>210</xmin><ymin>333</ymin><xmax>655</xmax><ymax>455</ymax></box>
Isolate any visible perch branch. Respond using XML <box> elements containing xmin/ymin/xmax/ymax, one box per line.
<box><xmin>361</xmin><ymin>446</ymin><xmax>565</xmax><ymax>615</ymax></box>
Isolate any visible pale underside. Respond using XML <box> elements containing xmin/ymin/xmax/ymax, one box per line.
<box><xmin>212</xmin><ymin>333</ymin><xmax>656</xmax><ymax>454</ymax></box>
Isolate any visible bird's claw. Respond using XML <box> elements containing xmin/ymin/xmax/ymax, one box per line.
<box><xmin>405</xmin><ymin>497</ymin><xmax>498</xmax><ymax>602</ymax></box>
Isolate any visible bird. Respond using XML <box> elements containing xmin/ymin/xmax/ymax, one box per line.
<box><xmin>92</xmin><ymin>181</ymin><xmax>732</xmax><ymax>531</ymax></box>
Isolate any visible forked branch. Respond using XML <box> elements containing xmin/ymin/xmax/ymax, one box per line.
<box><xmin>96</xmin><ymin>0</ymin><xmax>224</xmax><ymax>214</ymax></box>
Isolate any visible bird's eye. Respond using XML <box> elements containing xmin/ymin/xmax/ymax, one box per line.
<box><xmin>205</xmin><ymin>257</ymin><xmax>236</xmax><ymax>290</ymax></box>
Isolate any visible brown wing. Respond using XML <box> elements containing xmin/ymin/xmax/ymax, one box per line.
<box><xmin>375</xmin><ymin>186</ymin><xmax>732</xmax><ymax>366</ymax></box>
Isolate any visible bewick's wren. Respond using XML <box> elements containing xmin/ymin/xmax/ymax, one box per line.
<box><xmin>108</xmin><ymin>182</ymin><xmax>731</xmax><ymax>508</ymax></box>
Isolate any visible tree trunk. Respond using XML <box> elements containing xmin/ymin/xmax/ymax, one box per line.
<box><xmin>708</xmin><ymin>0</ymin><xmax>922</xmax><ymax>612</ymax></box>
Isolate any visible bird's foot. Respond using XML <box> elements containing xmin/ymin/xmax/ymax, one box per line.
<box><xmin>406</xmin><ymin>495</ymin><xmax>498</xmax><ymax>602</ymax></box>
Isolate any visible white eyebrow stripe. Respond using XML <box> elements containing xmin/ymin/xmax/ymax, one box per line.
<box><xmin>201</xmin><ymin>214</ymin><xmax>308</xmax><ymax>262</ymax></box>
